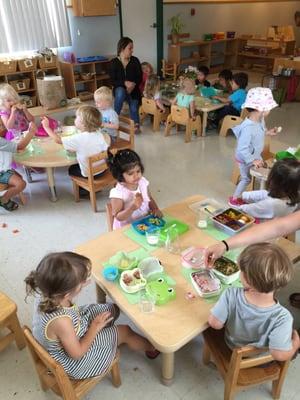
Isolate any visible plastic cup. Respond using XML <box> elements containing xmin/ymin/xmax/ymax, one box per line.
<box><xmin>165</xmin><ymin>226</ymin><xmax>181</xmax><ymax>254</ymax></box>
<box><xmin>139</xmin><ymin>291</ymin><xmax>156</xmax><ymax>313</ymax></box>
<box><xmin>145</xmin><ymin>227</ymin><xmax>161</xmax><ymax>246</ymax></box>
<box><xmin>197</xmin><ymin>210</ymin><xmax>208</xmax><ymax>229</ymax></box>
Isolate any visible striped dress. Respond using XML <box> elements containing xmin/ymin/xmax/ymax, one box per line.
<box><xmin>32</xmin><ymin>302</ymin><xmax>118</xmax><ymax>379</ymax></box>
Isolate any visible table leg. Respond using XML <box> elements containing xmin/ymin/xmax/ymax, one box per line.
<box><xmin>202</xmin><ymin>112</ymin><xmax>208</xmax><ymax>137</ymax></box>
<box><xmin>96</xmin><ymin>285</ymin><xmax>107</xmax><ymax>303</ymax></box>
<box><xmin>46</xmin><ymin>167</ymin><xmax>57</xmax><ymax>202</ymax></box>
<box><xmin>161</xmin><ymin>352</ymin><xmax>175</xmax><ymax>386</ymax></box>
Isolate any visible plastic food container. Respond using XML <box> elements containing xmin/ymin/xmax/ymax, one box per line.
<box><xmin>189</xmin><ymin>198</ymin><xmax>225</xmax><ymax>217</ymax></box>
<box><xmin>191</xmin><ymin>270</ymin><xmax>221</xmax><ymax>298</ymax></box>
<box><xmin>120</xmin><ymin>268</ymin><xmax>147</xmax><ymax>294</ymax></box>
<box><xmin>132</xmin><ymin>215</ymin><xmax>165</xmax><ymax>236</ymax></box>
<box><xmin>212</xmin><ymin>257</ymin><xmax>240</xmax><ymax>284</ymax></box>
<box><xmin>102</xmin><ymin>266</ymin><xmax>118</xmax><ymax>281</ymax></box>
<box><xmin>138</xmin><ymin>257</ymin><xmax>163</xmax><ymax>278</ymax></box>
<box><xmin>108</xmin><ymin>251</ymin><xmax>138</xmax><ymax>272</ymax></box>
<box><xmin>146</xmin><ymin>276</ymin><xmax>176</xmax><ymax>305</ymax></box>
<box><xmin>181</xmin><ymin>247</ymin><xmax>205</xmax><ymax>269</ymax></box>
<box><xmin>145</xmin><ymin>227</ymin><xmax>161</xmax><ymax>245</ymax></box>
<box><xmin>212</xmin><ymin>208</ymin><xmax>255</xmax><ymax>235</ymax></box>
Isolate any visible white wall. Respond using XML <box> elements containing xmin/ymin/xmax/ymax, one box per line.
<box><xmin>164</xmin><ymin>1</ymin><xmax>300</xmax><ymax>56</ymax></box>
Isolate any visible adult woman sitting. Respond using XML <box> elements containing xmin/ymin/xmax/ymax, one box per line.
<box><xmin>109</xmin><ymin>37</ymin><xmax>142</xmax><ymax>132</ymax></box>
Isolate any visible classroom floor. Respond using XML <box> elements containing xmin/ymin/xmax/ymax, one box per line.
<box><xmin>0</xmin><ymin>100</ymin><xmax>299</xmax><ymax>400</ymax></box>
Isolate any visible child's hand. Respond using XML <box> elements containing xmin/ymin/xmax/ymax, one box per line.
<box><xmin>91</xmin><ymin>312</ymin><xmax>112</xmax><ymax>333</ymax></box>
<box><xmin>152</xmin><ymin>208</ymin><xmax>163</xmax><ymax>218</ymax></box>
<box><xmin>132</xmin><ymin>193</ymin><xmax>143</xmax><ymax>210</ymax></box>
<box><xmin>266</xmin><ymin>126</ymin><xmax>281</xmax><ymax>136</ymax></box>
<box><xmin>28</xmin><ymin>122</ymin><xmax>37</xmax><ymax>136</ymax></box>
<box><xmin>11</xmin><ymin>105</ymin><xmax>18</xmax><ymax>113</ymax></box>
<box><xmin>252</xmin><ymin>159</ymin><xmax>264</xmax><ymax>169</ymax></box>
<box><xmin>41</xmin><ymin>116</ymin><xmax>50</xmax><ymax>129</ymax></box>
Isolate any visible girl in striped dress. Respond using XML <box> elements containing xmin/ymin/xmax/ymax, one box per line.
<box><xmin>25</xmin><ymin>252</ymin><xmax>158</xmax><ymax>379</ymax></box>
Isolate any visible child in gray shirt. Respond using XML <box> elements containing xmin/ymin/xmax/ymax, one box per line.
<box><xmin>209</xmin><ymin>242</ymin><xmax>300</xmax><ymax>361</ymax></box>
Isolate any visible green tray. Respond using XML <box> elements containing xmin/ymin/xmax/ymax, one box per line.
<box><xmin>275</xmin><ymin>151</ymin><xmax>296</xmax><ymax>161</ymax></box>
<box><xmin>159</xmin><ymin>219</ymin><xmax>189</xmax><ymax>242</ymax></box>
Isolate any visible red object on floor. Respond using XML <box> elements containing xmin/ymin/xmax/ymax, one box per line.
<box><xmin>286</xmin><ymin>76</ymin><xmax>300</xmax><ymax>102</ymax></box>
<box><xmin>145</xmin><ymin>349</ymin><xmax>160</xmax><ymax>359</ymax></box>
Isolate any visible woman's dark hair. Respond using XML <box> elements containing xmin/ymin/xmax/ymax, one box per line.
<box><xmin>107</xmin><ymin>149</ymin><xmax>144</xmax><ymax>182</ymax></box>
<box><xmin>267</xmin><ymin>159</ymin><xmax>300</xmax><ymax>206</ymax></box>
<box><xmin>198</xmin><ymin>65</ymin><xmax>209</xmax><ymax>76</ymax></box>
<box><xmin>25</xmin><ymin>252</ymin><xmax>91</xmax><ymax>313</ymax></box>
<box><xmin>232</xmin><ymin>72</ymin><xmax>248</xmax><ymax>89</ymax></box>
<box><xmin>117</xmin><ymin>37</ymin><xmax>133</xmax><ymax>56</ymax></box>
<box><xmin>218</xmin><ymin>69</ymin><xmax>233</xmax><ymax>81</ymax></box>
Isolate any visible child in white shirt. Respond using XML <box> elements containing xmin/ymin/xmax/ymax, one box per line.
<box><xmin>234</xmin><ymin>159</ymin><xmax>300</xmax><ymax>221</ymax></box>
<box><xmin>94</xmin><ymin>87</ymin><xmax>119</xmax><ymax>143</ymax></box>
<box><xmin>42</xmin><ymin>105</ymin><xmax>109</xmax><ymax>179</ymax></box>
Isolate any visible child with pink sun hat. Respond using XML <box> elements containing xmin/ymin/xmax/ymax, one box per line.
<box><xmin>229</xmin><ymin>87</ymin><xmax>280</xmax><ymax>206</ymax></box>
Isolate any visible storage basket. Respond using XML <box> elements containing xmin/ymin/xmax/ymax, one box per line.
<box><xmin>0</xmin><ymin>60</ymin><xmax>17</xmax><ymax>74</ymax></box>
<box><xmin>9</xmin><ymin>78</ymin><xmax>30</xmax><ymax>92</ymax></box>
<box><xmin>37</xmin><ymin>55</ymin><xmax>58</xmax><ymax>69</ymax></box>
<box><xmin>20</xmin><ymin>95</ymin><xmax>37</xmax><ymax>108</ymax></box>
<box><xmin>17</xmin><ymin>58</ymin><xmax>37</xmax><ymax>72</ymax></box>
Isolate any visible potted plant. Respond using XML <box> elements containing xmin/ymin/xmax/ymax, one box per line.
<box><xmin>168</xmin><ymin>14</ymin><xmax>184</xmax><ymax>45</ymax></box>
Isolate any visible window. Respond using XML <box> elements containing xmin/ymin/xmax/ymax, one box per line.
<box><xmin>0</xmin><ymin>0</ymin><xmax>71</xmax><ymax>54</ymax></box>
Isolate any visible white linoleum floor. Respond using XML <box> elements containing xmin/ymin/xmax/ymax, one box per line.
<box><xmin>0</xmin><ymin>101</ymin><xmax>299</xmax><ymax>400</ymax></box>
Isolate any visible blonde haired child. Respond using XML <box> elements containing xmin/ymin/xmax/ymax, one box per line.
<box><xmin>26</xmin><ymin>252</ymin><xmax>159</xmax><ymax>380</ymax></box>
<box><xmin>41</xmin><ymin>105</ymin><xmax>109</xmax><ymax>179</ymax></box>
<box><xmin>0</xmin><ymin>83</ymin><xmax>34</xmax><ymax>140</ymax></box>
<box><xmin>209</xmin><ymin>243</ymin><xmax>299</xmax><ymax>361</ymax></box>
<box><xmin>94</xmin><ymin>86</ymin><xmax>119</xmax><ymax>143</ymax></box>
<box><xmin>172</xmin><ymin>77</ymin><xmax>195</xmax><ymax>118</ymax></box>
<box><xmin>144</xmin><ymin>74</ymin><xmax>165</xmax><ymax>112</ymax></box>
<box><xmin>0</xmin><ymin>121</ymin><xmax>36</xmax><ymax>211</ymax></box>
<box><xmin>139</xmin><ymin>61</ymin><xmax>154</xmax><ymax>94</ymax></box>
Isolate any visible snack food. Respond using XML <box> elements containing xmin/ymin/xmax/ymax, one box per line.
<box><xmin>214</xmin><ymin>258</ymin><xmax>239</xmax><ymax>276</ymax></box>
<box><xmin>191</xmin><ymin>271</ymin><xmax>221</xmax><ymax>297</ymax></box>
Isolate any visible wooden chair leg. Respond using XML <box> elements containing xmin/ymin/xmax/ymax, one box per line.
<box><xmin>72</xmin><ymin>181</ymin><xmax>80</xmax><ymax>202</ymax></box>
<box><xmin>153</xmin><ymin>113</ymin><xmax>160</xmax><ymax>132</ymax></box>
<box><xmin>111</xmin><ymin>361</ymin><xmax>121</xmax><ymax>388</ymax></box>
<box><xmin>8</xmin><ymin>313</ymin><xmax>26</xmax><ymax>350</ymax></box>
<box><xmin>89</xmin><ymin>190</ymin><xmax>97</xmax><ymax>212</ymax></box>
<box><xmin>164</xmin><ymin>115</ymin><xmax>173</xmax><ymax>137</ymax></box>
<box><xmin>202</xmin><ymin>342</ymin><xmax>211</xmax><ymax>365</ymax></box>
<box><xmin>185</xmin><ymin>124</ymin><xmax>192</xmax><ymax>143</ymax></box>
<box><xmin>19</xmin><ymin>192</ymin><xmax>26</xmax><ymax>205</ymax></box>
<box><xmin>271</xmin><ymin>362</ymin><xmax>290</xmax><ymax>399</ymax></box>
<box><xmin>196</xmin><ymin>117</ymin><xmax>202</xmax><ymax>137</ymax></box>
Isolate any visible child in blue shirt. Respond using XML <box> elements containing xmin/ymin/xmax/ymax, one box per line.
<box><xmin>212</xmin><ymin>72</ymin><xmax>248</xmax><ymax>126</ymax></box>
<box><xmin>229</xmin><ymin>87</ymin><xmax>278</xmax><ymax>205</ymax></box>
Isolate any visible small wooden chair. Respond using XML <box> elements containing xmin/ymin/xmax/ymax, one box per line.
<box><xmin>70</xmin><ymin>151</ymin><xmax>116</xmax><ymax>213</ymax></box>
<box><xmin>202</xmin><ymin>327</ymin><xmax>290</xmax><ymax>400</ymax></box>
<box><xmin>231</xmin><ymin>137</ymin><xmax>273</xmax><ymax>189</ymax></box>
<box><xmin>0</xmin><ymin>291</ymin><xmax>25</xmax><ymax>352</ymax></box>
<box><xmin>23</xmin><ymin>326</ymin><xmax>121</xmax><ymax>400</ymax></box>
<box><xmin>139</xmin><ymin>97</ymin><xmax>169</xmax><ymax>132</ymax></box>
<box><xmin>106</xmin><ymin>202</ymin><xmax>114</xmax><ymax>232</ymax></box>
<box><xmin>110</xmin><ymin>116</ymin><xmax>135</xmax><ymax>151</ymax></box>
<box><xmin>165</xmin><ymin>105</ymin><xmax>201</xmax><ymax>143</ymax></box>
<box><xmin>219</xmin><ymin>109</ymin><xmax>249</xmax><ymax>137</ymax></box>
<box><xmin>161</xmin><ymin>59</ymin><xmax>178</xmax><ymax>81</ymax></box>
<box><xmin>0</xmin><ymin>183</ymin><xmax>26</xmax><ymax>205</ymax></box>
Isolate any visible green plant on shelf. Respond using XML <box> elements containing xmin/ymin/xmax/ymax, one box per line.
<box><xmin>168</xmin><ymin>14</ymin><xmax>184</xmax><ymax>35</ymax></box>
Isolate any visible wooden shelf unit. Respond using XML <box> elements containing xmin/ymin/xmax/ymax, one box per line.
<box><xmin>168</xmin><ymin>38</ymin><xmax>238</xmax><ymax>73</ymax></box>
<box><xmin>236</xmin><ymin>37</ymin><xmax>296</xmax><ymax>73</ymax></box>
<box><xmin>59</xmin><ymin>59</ymin><xmax>112</xmax><ymax>99</ymax></box>
<box><xmin>0</xmin><ymin>65</ymin><xmax>60</xmax><ymax>108</ymax></box>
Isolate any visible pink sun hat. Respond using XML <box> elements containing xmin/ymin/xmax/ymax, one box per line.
<box><xmin>242</xmin><ymin>87</ymin><xmax>278</xmax><ymax>112</ymax></box>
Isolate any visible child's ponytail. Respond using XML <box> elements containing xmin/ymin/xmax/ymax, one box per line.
<box><xmin>25</xmin><ymin>270</ymin><xmax>39</xmax><ymax>297</ymax></box>
<box><xmin>39</xmin><ymin>297</ymin><xmax>59</xmax><ymax>313</ymax></box>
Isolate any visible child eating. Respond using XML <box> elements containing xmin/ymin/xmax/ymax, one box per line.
<box><xmin>196</xmin><ymin>65</ymin><xmax>210</xmax><ymax>88</ymax></box>
<box><xmin>108</xmin><ymin>149</ymin><xmax>162</xmax><ymax>229</ymax></box>
<box><xmin>172</xmin><ymin>77</ymin><xmax>195</xmax><ymax>118</ymax></box>
<box><xmin>213</xmin><ymin>69</ymin><xmax>233</xmax><ymax>93</ymax></box>
<box><xmin>208</xmin><ymin>243</ymin><xmax>299</xmax><ymax>361</ymax></box>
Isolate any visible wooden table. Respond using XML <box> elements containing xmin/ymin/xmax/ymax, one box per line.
<box><xmin>14</xmin><ymin>137</ymin><xmax>77</xmax><ymax>202</ymax></box>
<box><xmin>75</xmin><ymin>194</ymin><xmax>300</xmax><ymax>385</ymax></box>
<box><xmin>161</xmin><ymin>89</ymin><xmax>224</xmax><ymax>136</ymax></box>
<box><xmin>30</xmin><ymin>103</ymin><xmax>82</xmax><ymax>118</ymax></box>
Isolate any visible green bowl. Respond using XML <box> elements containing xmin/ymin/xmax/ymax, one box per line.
<box><xmin>108</xmin><ymin>251</ymin><xmax>138</xmax><ymax>272</ymax></box>
<box><xmin>275</xmin><ymin>151</ymin><xmax>296</xmax><ymax>161</ymax></box>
